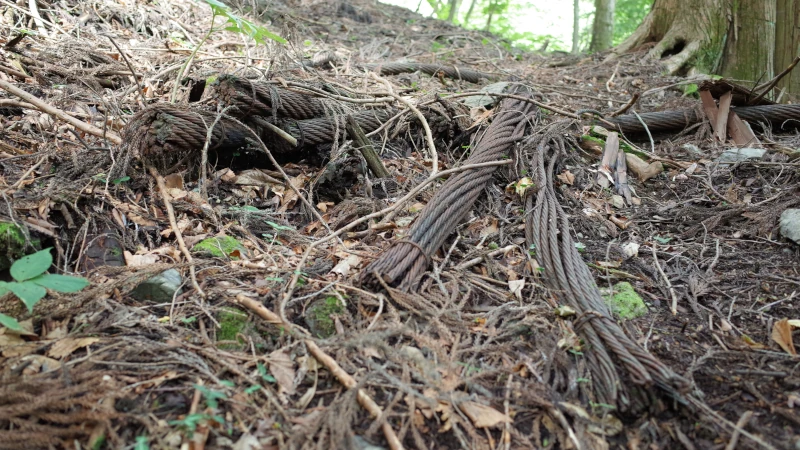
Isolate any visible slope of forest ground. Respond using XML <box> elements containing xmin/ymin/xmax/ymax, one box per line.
<box><xmin>0</xmin><ymin>0</ymin><xmax>799</xmax><ymax>449</ymax></box>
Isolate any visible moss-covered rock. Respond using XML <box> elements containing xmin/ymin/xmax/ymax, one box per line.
<box><xmin>0</xmin><ymin>222</ymin><xmax>39</xmax><ymax>271</ymax></box>
<box><xmin>192</xmin><ymin>235</ymin><xmax>247</xmax><ymax>259</ymax></box>
<box><xmin>603</xmin><ymin>282</ymin><xmax>647</xmax><ymax>320</ymax></box>
<box><xmin>304</xmin><ymin>296</ymin><xmax>346</xmax><ymax>338</ymax></box>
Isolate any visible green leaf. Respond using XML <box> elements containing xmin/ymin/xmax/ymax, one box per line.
<box><xmin>8</xmin><ymin>282</ymin><xmax>47</xmax><ymax>312</ymax></box>
<box><xmin>0</xmin><ymin>313</ymin><xmax>24</xmax><ymax>332</ymax></box>
<box><xmin>200</xmin><ymin>0</ymin><xmax>230</xmax><ymax>16</ymax></box>
<box><xmin>10</xmin><ymin>248</ymin><xmax>52</xmax><ymax>281</ymax></box>
<box><xmin>30</xmin><ymin>274</ymin><xmax>89</xmax><ymax>293</ymax></box>
<box><xmin>134</xmin><ymin>436</ymin><xmax>149</xmax><ymax>450</ymax></box>
<box><xmin>0</xmin><ymin>281</ymin><xmax>9</xmax><ymax>296</ymax></box>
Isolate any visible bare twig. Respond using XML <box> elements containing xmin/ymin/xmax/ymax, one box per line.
<box><xmin>651</xmin><ymin>243</ymin><xmax>679</xmax><ymax>315</ymax></box>
<box><xmin>751</xmin><ymin>55</ymin><xmax>800</xmax><ymax>104</ymax></box>
<box><xmin>369</xmin><ymin>72</ymin><xmax>439</xmax><ymax>174</ymax></box>
<box><xmin>305</xmin><ymin>340</ymin><xmax>404</xmax><ymax>450</ymax></box>
<box><xmin>148</xmin><ymin>166</ymin><xmax>205</xmax><ymax>297</ymax></box>
<box><xmin>103</xmin><ymin>35</ymin><xmax>145</xmax><ymax>103</ymax></box>
<box><xmin>0</xmin><ymin>79</ymin><xmax>122</xmax><ymax>145</ymax></box>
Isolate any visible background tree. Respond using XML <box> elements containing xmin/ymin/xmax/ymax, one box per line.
<box><xmin>446</xmin><ymin>0</ymin><xmax>461</xmax><ymax>22</ymax></box>
<box><xmin>572</xmin><ymin>0</ymin><xmax>581</xmax><ymax>53</ymax></box>
<box><xmin>617</xmin><ymin>0</ymin><xmax>800</xmax><ymax>98</ymax></box>
<box><xmin>590</xmin><ymin>0</ymin><xmax>615</xmax><ymax>51</ymax></box>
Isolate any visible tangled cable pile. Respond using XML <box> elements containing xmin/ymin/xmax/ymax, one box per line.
<box><xmin>524</xmin><ymin>125</ymin><xmax>691</xmax><ymax>412</ymax></box>
<box><xmin>360</xmin><ymin>88</ymin><xmax>538</xmax><ymax>290</ymax></box>
<box><xmin>119</xmin><ymin>76</ymin><xmax>398</xmax><ymax>171</ymax></box>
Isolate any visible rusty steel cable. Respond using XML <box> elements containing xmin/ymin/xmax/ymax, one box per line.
<box><xmin>524</xmin><ymin>126</ymin><xmax>691</xmax><ymax>412</ymax></box>
<box><xmin>273</xmin><ymin>108</ymin><xmax>397</xmax><ymax>147</ymax></box>
<box><xmin>608</xmin><ymin>103</ymin><xmax>800</xmax><ymax>135</ymax></box>
<box><xmin>213</xmin><ymin>74</ymin><xmax>328</xmax><ymax>120</ymax></box>
<box><xmin>121</xmin><ymin>103</ymin><xmax>253</xmax><ymax>169</ymax></box>
<box><xmin>360</xmin><ymin>90</ymin><xmax>538</xmax><ymax>291</ymax></box>
<box><xmin>362</xmin><ymin>62</ymin><xmax>492</xmax><ymax>83</ymax></box>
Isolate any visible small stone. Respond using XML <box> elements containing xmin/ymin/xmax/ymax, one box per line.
<box><xmin>780</xmin><ymin>209</ymin><xmax>800</xmax><ymax>245</ymax></box>
<box><xmin>131</xmin><ymin>269</ymin><xmax>183</xmax><ymax>302</ymax></box>
<box><xmin>717</xmin><ymin>147</ymin><xmax>766</xmax><ymax>165</ymax></box>
<box><xmin>610</xmin><ymin>195</ymin><xmax>625</xmax><ymax>209</ymax></box>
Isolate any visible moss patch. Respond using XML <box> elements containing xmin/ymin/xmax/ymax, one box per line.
<box><xmin>192</xmin><ymin>235</ymin><xmax>247</xmax><ymax>259</ymax></box>
<box><xmin>0</xmin><ymin>222</ymin><xmax>39</xmax><ymax>271</ymax></box>
<box><xmin>603</xmin><ymin>282</ymin><xmax>647</xmax><ymax>320</ymax></box>
<box><xmin>217</xmin><ymin>307</ymin><xmax>250</xmax><ymax>350</ymax></box>
<box><xmin>305</xmin><ymin>296</ymin><xmax>346</xmax><ymax>338</ymax></box>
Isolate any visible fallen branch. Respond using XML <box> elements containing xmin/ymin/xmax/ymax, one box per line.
<box><xmin>148</xmin><ymin>166</ymin><xmax>204</xmax><ymax>297</ymax></box>
<box><xmin>305</xmin><ymin>340</ymin><xmax>404</xmax><ymax>450</ymax></box>
<box><xmin>0</xmin><ymin>79</ymin><xmax>122</xmax><ymax>145</ymax></box>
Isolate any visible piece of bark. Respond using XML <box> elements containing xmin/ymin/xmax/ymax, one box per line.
<box><xmin>715</xmin><ymin>91</ymin><xmax>732</xmax><ymax>142</ymax></box>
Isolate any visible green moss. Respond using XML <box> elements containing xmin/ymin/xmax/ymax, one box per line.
<box><xmin>192</xmin><ymin>235</ymin><xmax>247</xmax><ymax>259</ymax></box>
<box><xmin>217</xmin><ymin>307</ymin><xmax>249</xmax><ymax>350</ymax></box>
<box><xmin>0</xmin><ymin>222</ymin><xmax>39</xmax><ymax>271</ymax></box>
<box><xmin>603</xmin><ymin>282</ymin><xmax>647</xmax><ymax>320</ymax></box>
<box><xmin>305</xmin><ymin>296</ymin><xmax>346</xmax><ymax>338</ymax></box>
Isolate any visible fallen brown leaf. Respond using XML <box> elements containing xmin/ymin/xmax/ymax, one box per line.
<box><xmin>458</xmin><ymin>401</ymin><xmax>512</xmax><ymax>428</ymax></box>
<box><xmin>772</xmin><ymin>318</ymin><xmax>797</xmax><ymax>356</ymax></box>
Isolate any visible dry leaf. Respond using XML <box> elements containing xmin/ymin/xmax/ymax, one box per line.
<box><xmin>48</xmin><ymin>337</ymin><xmax>101</xmax><ymax>359</ymax></box>
<box><xmin>317</xmin><ymin>202</ymin><xmax>334</xmax><ymax>213</ymax></box>
<box><xmin>458</xmin><ymin>401</ymin><xmax>511</xmax><ymax>428</ymax></box>
<box><xmin>772</xmin><ymin>318</ymin><xmax>797</xmax><ymax>356</ymax></box>
<box><xmin>164</xmin><ymin>173</ymin><xmax>185</xmax><ymax>189</ymax></box>
<box><xmin>556</xmin><ymin>170</ymin><xmax>575</xmax><ymax>185</ymax></box>
<box><xmin>124</xmin><ymin>251</ymin><xmax>159</xmax><ymax>267</ymax></box>
<box><xmin>479</xmin><ymin>218</ymin><xmax>499</xmax><ymax>238</ymax></box>
<box><xmin>269</xmin><ymin>349</ymin><xmax>297</xmax><ymax>397</ymax></box>
<box><xmin>331</xmin><ymin>254</ymin><xmax>362</xmax><ymax>277</ymax></box>
<box><xmin>508</xmin><ymin>279</ymin><xmax>525</xmax><ymax>300</ymax></box>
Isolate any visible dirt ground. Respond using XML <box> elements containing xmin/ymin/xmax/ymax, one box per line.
<box><xmin>1</xmin><ymin>0</ymin><xmax>799</xmax><ymax>449</ymax></box>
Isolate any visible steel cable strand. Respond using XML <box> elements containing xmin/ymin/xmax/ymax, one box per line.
<box><xmin>540</xmin><ymin>159</ymin><xmax>627</xmax><ymax>406</ymax></box>
<box><xmin>392</xmin><ymin>103</ymin><xmax>537</xmax><ymax>280</ymax></box>
<box><xmin>278</xmin><ymin>109</ymin><xmax>397</xmax><ymax>146</ymax></box>
<box><xmin>525</xmin><ymin>135</ymin><xmax>690</xmax><ymax>411</ymax></box>
<box><xmin>361</xmin><ymin>95</ymin><xmax>537</xmax><ymax>290</ymax></box>
<box><xmin>361</xmin><ymin>62</ymin><xmax>492</xmax><ymax>83</ymax></box>
<box><xmin>526</xmin><ymin>155</ymin><xmax>623</xmax><ymax>407</ymax></box>
<box><xmin>214</xmin><ymin>75</ymin><xmax>326</xmax><ymax>120</ymax></box>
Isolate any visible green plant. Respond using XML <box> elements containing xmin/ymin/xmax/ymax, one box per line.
<box><xmin>134</xmin><ymin>436</ymin><xmax>149</xmax><ymax>450</ymax></box>
<box><xmin>170</xmin><ymin>0</ymin><xmax>286</xmax><ymax>102</ymax></box>
<box><xmin>0</xmin><ymin>248</ymin><xmax>89</xmax><ymax>332</ymax></box>
<box><xmin>169</xmin><ymin>384</ymin><xmax>227</xmax><ymax>436</ymax></box>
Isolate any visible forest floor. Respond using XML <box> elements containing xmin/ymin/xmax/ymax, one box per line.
<box><xmin>1</xmin><ymin>0</ymin><xmax>799</xmax><ymax>449</ymax></box>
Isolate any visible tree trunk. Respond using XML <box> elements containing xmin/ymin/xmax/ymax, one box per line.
<box><xmin>446</xmin><ymin>0</ymin><xmax>461</xmax><ymax>22</ymax></box>
<box><xmin>484</xmin><ymin>0</ymin><xmax>495</xmax><ymax>31</ymax></box>
<box><xmin>617</xmin><ymin>0</ymin><xmax>800</xmax><ymax>99</ymax></box>
<box><xmin>591</xmin><ymin>0</ymin><xmax>616</xmax><ymax>52</ymax></box>
<box><xmin>776</xmin><ymin>0</ymin><xmax>800</xmax><ymax>99</ymax></box>
<box><xmin>463</xmin><ymin>0</ymin><xmax>477</xmax><ymax>24</ymax></box>
<box><xmin>572</xmin><ymin>0</ymin><xmax>581</xmax><ymax>54</ymax></box>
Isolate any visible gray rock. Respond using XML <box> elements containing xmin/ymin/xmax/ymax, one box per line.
<box><xmin>131</xmin><ymin>269</ymin><xmax>183</xmax><ymax>302</ymax></box>
<box><xmin>780</xmin><ymin>209</ymin><xmax>800</xmax><ymax>245</ymax></box>
<box><xmin>353</xmin><ymin>436</ymin><xmax>386</xmax><ymax>450</ymax></box>
<box><xmin>717</xmin><ymin>147</ymin><xmax>766</xmax><ymax>165</ymax></box>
